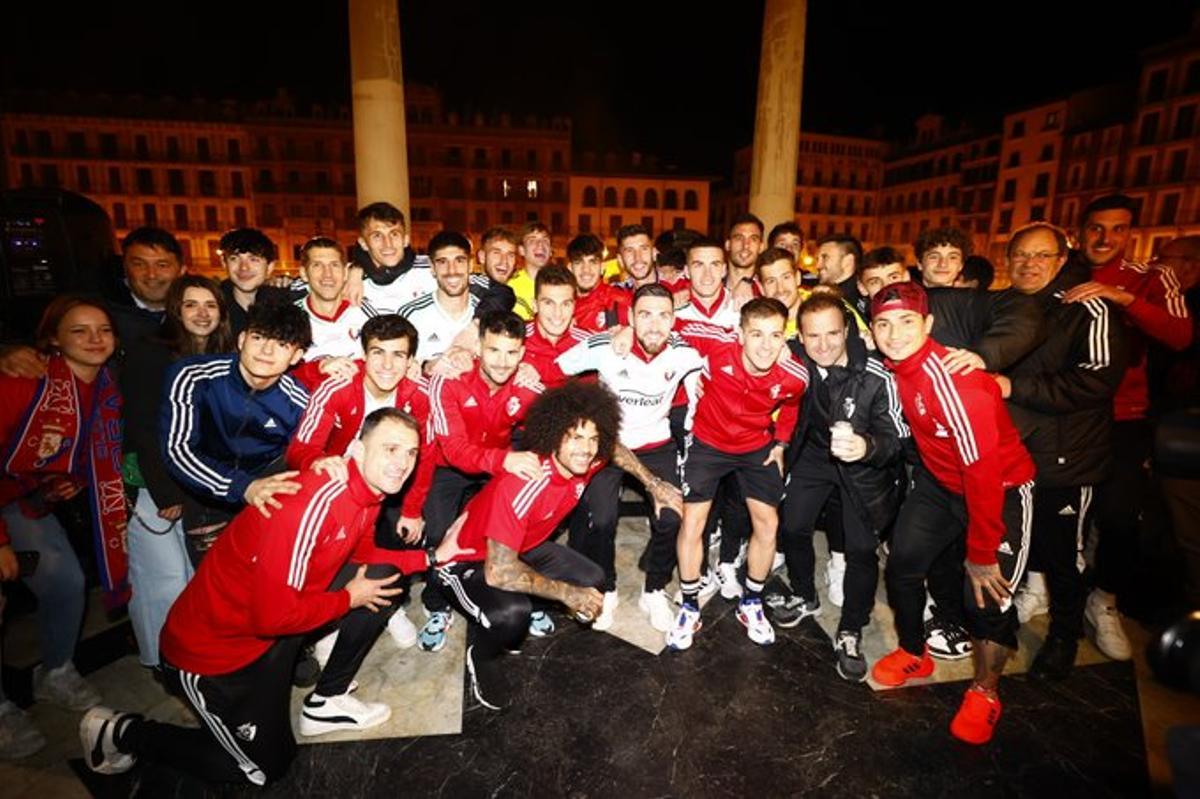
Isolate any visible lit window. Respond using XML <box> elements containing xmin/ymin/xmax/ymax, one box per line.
<box><xmin>526</xmin><ymin>179</ymin><xmax>538</xmax><ymax>198</ymax></box>
<box><xmin>502</xmin><ymin>179</ymin><xmax>511</xmax><ymax>198</ymax></box>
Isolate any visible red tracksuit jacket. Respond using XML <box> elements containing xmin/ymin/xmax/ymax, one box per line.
<box><xmin>521</xmin><ymin>321</ymin><xmax>588</xmax><ymax>389</ymax></box>
<box><xmin>426</xmin><ymin>365</ymin><xmax>543</xmax><ymax>475</ymax></box>
<box><xmin>887</xmin><ymin>338</ymin><xmax>1036</xmax><ymax>566</ymax></box>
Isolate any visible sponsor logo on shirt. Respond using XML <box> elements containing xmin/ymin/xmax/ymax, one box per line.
<box><xmin>721</xmin><ymin>364</ymin><xmax>734</xmax><ymax>376</ymax></box>
<box><xmin>934</xmin><ymin>422</ymin><xmax>949</xmax><ymax>438</ymax></box>
<box><xmin>264</xmin><ymin>418</ymin><xmax>278</xmax><ymax>429</ymax></box>
<box><xmin>464</xmin><ymin>396</ymin><xmax>478</xmax><ymax>408</ymax></box>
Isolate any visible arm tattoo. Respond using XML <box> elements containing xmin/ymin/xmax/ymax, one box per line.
<box><xmin>612</xmin><ymin>443</ymin><xmax>655</xmax><ymax>487</ymax></box>
<box><xmin>484</xmin><ymin>540</ymin><xmax>574</xmax><ymax>604</ymax></box>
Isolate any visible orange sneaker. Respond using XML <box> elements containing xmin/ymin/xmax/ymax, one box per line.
<box><xmin>950</xmin><ymin>687</ymin><xmax>1002</xmax><ymax>745</ymax></box>
<box><xmin>870</xmin><ymin>646</ymin><xmax>935</xmax><ymax>686</ymax></box>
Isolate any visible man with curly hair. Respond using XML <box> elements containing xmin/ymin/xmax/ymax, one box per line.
<box><xmin>914</xmin><ymin>226</ymin><xmax>973</xmax><ymax>289</ymax></box>
<box><xmin>430</xmin><ymin>380</ymin><xmax>620</xmax><ymax>710</ymax></box>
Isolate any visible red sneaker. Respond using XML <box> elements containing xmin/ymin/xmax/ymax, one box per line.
<box><xmin>870</xmin><ymin>647</ymin><xmax>935</xmax><ymax>687</ymax></box>
<box><xmin>950</xmin><ymin>687</ymin><xmax>1003</xmax><ymax>745</ymax></box>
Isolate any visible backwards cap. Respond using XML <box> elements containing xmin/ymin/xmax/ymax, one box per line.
<box><xmin>870</xmin><ymin>280</ymin><xmax>929</xmax><ymax>318</ymax></box>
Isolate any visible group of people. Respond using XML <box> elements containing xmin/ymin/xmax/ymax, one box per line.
<box><xmin>0</xmin><ymin>192</ymin><xmax>1194</xmax><ymax>785</ymax></box>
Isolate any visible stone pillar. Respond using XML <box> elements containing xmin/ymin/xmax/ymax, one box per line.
<box><xmin>748</xmin><ymin>0</ymin><xmax>806</xmax><ymax>231</ymax></box>
<box><xmin>349</xmin><ymin>0</ymin><xmax>409</xmax><ymax>220</ymax></box>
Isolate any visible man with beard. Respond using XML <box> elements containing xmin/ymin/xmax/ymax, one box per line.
<box><xmin>615</xmin><ymin>224</ymin><xmax>659</xmax><ymax>290</ymax></box>
<box><xmin>726</xmin><ymin>214</ymin><xmax>766</xmax><ymax>293</ymax></box>
<box><xmin>399</xmin><ymin>231</ymin><xmax>481</xmax><ymax>374</ymax></box>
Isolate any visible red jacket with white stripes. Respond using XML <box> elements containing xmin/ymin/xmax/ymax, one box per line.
<box><xmin>521</xmin><ymin>321</ymin><xmax>588</xmax><ymax>389</ymax></box>
<box><xmin>676</xmin><ymin>321</ymin><xmax>808</xmax><ymax>454</ymax></box>
<box><xmin>160</xmin><ymin>462</ymin><xmax>428</xmax><ymax>675</ymax></box>
<box><xmin>426</xmin><ymin>365</ymin><xmax>543</xmax><ymax>475</ymax></box>
<box><xmin>446</xmin><ymin>456</ymin><xmax>601</xmax><ymax>565</ymax></box>
<box><xmin>1089</xmin><ymin>256</ymin><xmax>1192</xmax><ymax>420</ymax></box>
<box><xmin>887</xmin><ymin>338</ymin><xmax>1036</xmax><ymax>566</ymax></box>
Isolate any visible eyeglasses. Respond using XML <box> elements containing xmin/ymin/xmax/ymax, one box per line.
<box><xmin>1010</xmin><ymin>251</ymin><xmax>1061</xmax><ymax>263</ymax></box>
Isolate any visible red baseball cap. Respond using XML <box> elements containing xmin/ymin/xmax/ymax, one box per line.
<box><xmin>870</xmin><ymin>281</ymin><xmax>929</xmax><ymax>318</ymax></box>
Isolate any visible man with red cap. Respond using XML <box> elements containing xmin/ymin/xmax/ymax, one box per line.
<box><xmin>869</xmin><ymin>281</ymin><xmax>1036</xmax><ymax>746</ymax></box>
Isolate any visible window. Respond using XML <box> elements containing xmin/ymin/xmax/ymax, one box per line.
<box><xmin>832</xmin><ymin>169</ymin><xmax>841</xmax><ymax>187</ymax></box>
<box><xmin>673</xmin><ymin>217</ymin><xmax>686</xmax><ymax>231</ymax></box>
<box><xmin>228</xmin><ymin>139</ymin><xmax>241</xmax><ymax>163</ymax></box>
<box><xmin>501</xmin><ymin>149</ymin><xmax>512</xmax><ymax>168</ymax></box>
<box><xmin>1188</xmin><ymin>60</ymin><xmax>1200</xmax><ymax>94</ymax></box>
<box><xmin>552</xmin><ymin>150</ymin><xmax>564</xmax><ymax>170</ymax></box>
<box><xmin>173</xmin><ymin>204</ymin><xmax>188</xmax><ymax>229</ymax></box>
<box><xmin>258</xmin><ymin>170</ymin><xmax>275</xmax><ymax>192</ymax></box>
<box><xmin>623</xmin><ymin>188</ymin><xmax>638</xmax><ymax>208</ymax></box>
<box><xmin>75</xmin><ymin>166</ymin><xmax>90</xmax><ymax>192</ymax></box>
<box><xmin>1031</xmin><ymin>204</ymin><xmax>1045</xmax><ymax>221</ymax></box>
<box><xmin>644</xmin><ymin>189</ymin><xmax>658</xmax><ymax>209</ymax></box>
<box><xmin>526</xmin><ymin>150</ymin><xmax>538</xmax><ymax>169</ymax></box>
<box><xmin>684</xmin><ymin>190</ymin><xmax>698</xmax><ymax>211</ymax></box>
<box><xmin>112</xmin><ymin>202</ymin><xmax>127</xmax><ymax>229</ymax></box>
<box><xmin>527</xmin><ymin>179</ymin><xmax>539</xmax><ymax>199</ymax></box>
<box><xmin>1062</xmin><ymin>200</ymin><xmax>1078</xmax><ymax>228</ymax></box>
<box><xmin>1146</xmin><ymin>68</ymin><xmax>1168</xmax><ymax>102</ymax></box>
<box><xmin>231</xmin><ymin>173</ymin><xmax>245</xmax><ymax>197</ymax></box>
<box><xmin>1133</xmin><ymin>155</ymin><xmax>1152</xmax><ymax>186</ymax></box>
<box><xmin>829</xmin><ymin>196</ymin><xmax>839</xmax><ymax>214</ymax></box>
<box><xmin>998</xmin><ymin>209</ymin><xmax>1013</xmax><ymax>233</ymax></box>
<box><xmin>1002</xmin><ymin>179</ymin><xmax>1016</xmax><ymax>203</ymax></box>
<box><xmin>168</xmin><ymin>169</ymin><xmax>185</xmax><ymax>195</ymax></box>
<box><xmin>864</xmin><ymin>197</ymin><xmax>873</xmax><ymax>215</ymax></box>
<box><xmin>204</xmin><ymin>206</ymin><xmax>218</xmax><ymax>231</ymax></box>
<box><xmin>100</xmin><ymin>133</ymin><xmax>117</xmax><ymax>158</ymax></box>
<box><xmin>136</xmin><ymin>168</ymin><xmax>155</xmax><ymax>194</ymax></box>
<box><xmin>261</xmin><ymin>203</ymin><xmax>278</xmax><ymax>226</ymax></box>
<box><xmin>847</xmin><ymin>197</ymin><xmax>857</xmax><ymax>215</ymax></box>
<box><xmin>143</xmin><ymin>204</ymin><xmax>158</xmax><ymax>225</ymax></box>
<box><xmin>196</xmin><ymin>138</ymin><xmax>210</xmax><ymax>161</ymax></box>
<box><xmin>1039</xmin><ymin>144</ymin><xmax>1055</xmax><ymax>162</ymax></box>
<box><xmin>1011</xmin><ymin>119</ymin><xmax>1026</xmax><ymax>138</ymax></box>
<box><xmin>166</xmin><ymin>136</ymin><xmax>180</xmax><ymax>160</ymax></box>
<box><xmin>1099</xmin><ymin>160</ymin><xmax>1112</xmax><ymax>184</ymax></box>
<box><xmin>583</xmin><ymin>186</ymin><xmax>598</xmax><ymax>207</ymax></box>
<box><xmin>1033</xmin><ymin>173</ymin><xmax>1050</xmax><ymax>198</ymax></box>
<box><xmin>551</xmin><ymin>212</ymin><xmax>563</xmax><ymax>232</ymax></box>
<box><xmin>1174</xmin><ymin>105</ymin><xmax>1196</xmax><ymax>140</ymax></box>
<box><xmin>1158</xmin><ymin>193</ymin><xmax>1181</xmax><ymax>226</ymax></box>
<box><xmin>134</xmin><ymin>135</ymin><xmax>149</xmax><ymax>159</ymax></box>
<box><xmin>860</xmin><ymin>223</ymin><xmax>869</xmax><ymax>241</ymax></box>
<box><xmin>256</xmin><ymin>137</ymin><xmax>271</xmax><ymax>159</ymax></box>
<box><xmin>813</xmin><ymin>168</ymin><xmax>823</xmax><ymax>186</ymax></box>
<box><xmin>1007</xmin><ymin>151</ymin><xmax>1021</xmax><ymax>168</ymax></box>
<box><xmin>108</xmin><ymin>167</ymin><xmax>122</xmax><ymax>192</ymax></box>
<box><xmin>287</xmin><ymin>170</ymin><xmax>300</xmax><ymax>190</ymax></box>
<box><xmin>234</xmin><ymin>206</ymin><xmax>248</xmax><ymax>227</ymax></box>
<box><xmin>68</xmin><ymin>131</ymin><xmax>86</xmax><ymax>157</ymax></box>
<box><xmin>1069</xmin><ymin>165</ymin><xmax>1082</xmax><ymax>189</ymax></box>
<box><xmin>663</xmin><ymin>189</ymin><xmax>678</xmax><ymax>209</ymax></box>
<box><xmin>609</xmin><ymin>215</ymin><xmax>622</xmax><ymax>236</ymax></box>
<box><xmin>314</xmin><ymin>141</ymin><xmax>326</xmax><ymax>161</ymax></box>
<box><xmin>551</xmin><ymin>181</ymin><xmax>565</xmax><ymax>201</ymax></box>
<box><xmin>1169</xmin><ymin>150</ymin><xmax>1188</xmax><ymax>182</ymax></box>
<box><xmin>578</xmin><ymin>213</ymin><xmax>592</xmax><ymax>233</ymax></box>
<box><xmin>199</xmin><ymin>170</ymin><xmax>217</xmax><ymax>197</ymax></box>
<box><xmin>932</xmin><ymin>189</ymin><xmax>943</xmax><ymax>208</ymax></box>
<box><xmin>604</xmin><ymin>187</ymin><xmax>618</xmax><ymax>207</ymax></box>
<box><xmin>33</xmin><ymin>130</ymin><xmax>51</xmax><ymax>155</ymax></box>
<box><xmin>920</xmin><ymin>190</ymin><xmax>930</xmax><ymax>210</ymax></box>
<box><xmin>1139</xmin><ymin>112</ymin><xmax>1160</xmax><ymax>146</ymax></box>
<box><xmin>1045</xmin><ymin>111</ymin><xmax>1059</xmax><ymax>129</ymax></box>
<box><xmin>810</xmin><ymin>195</ymin><xmax>821</xmax><ymax>213</ymax></box>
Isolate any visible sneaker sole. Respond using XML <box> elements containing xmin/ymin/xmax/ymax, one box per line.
<box><xmin>735</xmin><ymin>610</ymin><xmax>775</xmax><ymax>646</ymax></box>
<box><xmin>836</xmin><ymin>661</ymin><xmax>868</xmax><ymax>683</ymax></box>
<box><xmin>79</xmin><ymin>709</ymin><xmax>135</xmax><ymax>774</ymax></box>
<box><xmin>666</xmin><ymin>620</ymin><xmax>702</xmax><ymax>651</ymax></box>
<box><xmin>928</xmin><ymin>648</ymin><xmax>973</xmax><ymax>661</ymax></box>
<box><xmin>298</xmin><ymin>706</ymin><xmax>391</xmax><ymax>737</ymax></box>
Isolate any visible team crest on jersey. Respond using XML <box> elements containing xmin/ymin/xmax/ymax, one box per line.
<box><xmin>594</xmin><ymin>311</ymin><xmax>606</xmax><ymax>329</ymax></box>
<box><xmin>914</xmin><ymin>393</ymin><xmax>927</xmax><ymax>416</ymax></box>
<box><xmin>506</xmin><ymin>396</ymin><xmax>521</xmax><ymax>416</ymax></box>
<box><xmin>236</xmin><ymin>723</ymin><xmax>257</xmax><ymax>742</ymax></box>
<box><xmin>402</xmin><ymin>401</ymin><xmax>412</xmax><ymax>413</ymax></box>
<box><xmin>770</xmin><ymin>384</ymin><xmax>781</xmax><ymax>399</ymax></box>
<box><xmin>843</xmin><ymin>397</ymin><xmax>856</xmax><ymax>419</ymax></box>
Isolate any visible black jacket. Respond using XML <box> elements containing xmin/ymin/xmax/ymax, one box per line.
<box><xmin>927</xmin><ymin>286</ymin><xmax>1046</xmax><ymax>371</ymax></box>
<box><xmin>787</xmin><ymin>331</ymin><xmax>909</xmax><ymax>532</ymax></box>
<box><xmin>1004</xmin><ymin>262</ymin><xmax>1128</xmax><ymax>487</ymax></box>
<box><xmin>121</xmin><ymin>337</ymin><xmax>188</xmax><ymax>509</ymax></box>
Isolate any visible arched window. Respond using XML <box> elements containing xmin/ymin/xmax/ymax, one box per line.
<box><xmin>664</xmin><ymin>189</ymin><xmax>678</xmax><ymax>209</ymax></box>
<box><xmin>684</xmin><ymin>189</ymin><xmax>698</xmax><ymax>210</ymax></box>
<box><xmin>583</xmin><ymin>186</ymin><xmax>597</xmax><ymax>207</ymax></box>
<box><xmin>644</xmin><ymin>188</ymin><xmax>658</xmax><ymax>209</ymax></box>
<box><xmin>603</xmin><ymin>187</ymin><xmax>618</xmax><ymax>207</ymax></box>
<box><xmin>623</xmin><ymin>188</ymin><xmax>638</xmax><ymax>208</ymax></box>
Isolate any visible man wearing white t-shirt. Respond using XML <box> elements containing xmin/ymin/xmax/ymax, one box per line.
<box><xmin>398</xmin><ymin>231</ymin><xmax>480</xmax><ymax>375</ymax></box>
<box><xmin>295</xmin><ymin>237</ymin><xmax>370</xmax><ymax>362</ymax></box>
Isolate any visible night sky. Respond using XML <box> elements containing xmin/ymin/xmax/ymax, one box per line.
<box><xmin>4</xmin><ymin>1</ymin><xmax>1196</xmax><ymax>173</ymax></box>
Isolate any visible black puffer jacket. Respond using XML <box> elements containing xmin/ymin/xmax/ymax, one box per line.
<box><xmin>787</xmin><ymin>330</ymin><xmax>909</xmax><ymax>532</ymax></box>
<box><xmin>927</xmin><ymin>286</ymin><xmax>1046</xmax><ymax>371</ymax></box>
<box><xmin>1004</xmin><ymin>262</ymin><xmax>1128</xmax><ymax>487</ymax></box>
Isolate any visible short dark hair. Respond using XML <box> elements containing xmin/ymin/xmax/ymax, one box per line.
<box><xmin>1081</xmin><ymin>193</ymin><xmax>1140</xmax><ymax>228</ymax></box>
<box><xmin>243</xmin><ymin>301</ymin><xmax>312</xmax><ymax>349</ymax></box>
<box><xmin>218</xmin><ymin>228</ymin><xmax>277</xmax><ymax>262</ymax></box>
<box><xmin>521</xmin><ymin>379</ymin><xmax>621</xmax><ymax>462</ymax></box>
<box><xmin>300</xmin><ymin>237</ymin><xmax>342</xmax><ymax>264</ymax></box>
<box><xmin>768</xmin><ymin>221</ymin><xmax>804</xmax><ymax>246</ymax></box>
<box><xmin>535</xmin><ymin>264</ymin><xmax>577</xmax><ymax>296</ymax></box>
<box><xmin>481</xmin><ymin>227</ymin><xmax>518</xmax><ymax>248</ymax></box>
<box><xmin>520</xmin><ymin>220</ymin><xmax>550</xmax><ymax>239</ymax></box>
<box><xmin>740</xmin><ymin>296</ymin><xmax>789</xmax><ymax>327</ymax></box>
<box><xmin>817</xmin><ymin>234</ymin><xmax>863</xmax><ymax>266</ymax></box>
<box><xmin>616</xmin><ymin>223</ymin><xmax>652</xmax><ymax>249</ymax></box>
<box><xmin>729</xmin><ymin>212</ymin><xmax>765</xmax><ymax>237</ymax></box>
<box><xmin>567</xmin><ymin>234</ymin><xmax>605</xmax><ymax>262</ymax></box>
<box><xmin>632</xmin><ymin>282</ymin><xmax>673</xmax><ymax>307</ymax></box>
<box><xmin>961</xmin><ymin>255</ymin><xmax>995</xmax><ymax>290</ymax></box>
<box><xmin>914</xmin><ymin>226</ymin><xmax>972</xmax><ymax>260</ymax></box>
<box><xmin>798</xmin><ymin>292</ymin><xmax>849</xmax><ymax>324</ymax></box>
<box><xmin>361</xmin><ymin>313</ymin><xmax>419</xmax><ymax>357</ymax></box>
<box><xmin>360</xmin><ymin>407</ymin><xmax>419</xmax><ymax>441</ymax></box>
<box><xmin>656</xmin><ymin>247</ymin><xmax>687</xmax><ymax>270</ymax></box>
<box><xmin>478</xmin><ymin>310</ymin><xmax>526</xmax><ymax>342</ymax></box>
<box><xmin>860</xmin><ymin>246</ymin><xmax>906</xmax><ymax>276</ymax></box>
<box><xmin>35</xmin><ymin>295</ymin><xmax>116</xmax><ymax>354</ymax></box>
<box><xmin>655</xmin><ymin>228</ymin><xmax>702</xmax><ymax>254</ymax></box>
<box><xmin>122</xmin><ymin>226</ymin><xmax>183</xmax><ymax>261</ymax></box>
<box><xmin>755</xmin><ymin>246</ymin><xmax>795</xmax><ymax>272</ymax></box>
<box><xmin>428</xmin><ymin>230</ymin><xmax>472</xmax><ymax>260</ymax></box>
<box><xmin>686</xmin><ymin>236</ymin><xmax>726</xmax><ymax>260</ymax></box>
<box><xmin>356</xmin><ymin>202</ymin><xmax>405</xmax><ymax>232</ymax></box>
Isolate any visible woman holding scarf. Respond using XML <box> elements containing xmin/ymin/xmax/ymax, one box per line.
<box><xmin>0</xmin><ymin>295</ymin><xmax>125</xmax><ymax>750</ymax></box>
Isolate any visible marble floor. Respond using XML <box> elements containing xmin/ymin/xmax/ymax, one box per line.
<box><xmin>3</xmin><ymin>516</ymin><xmax>1198</xmax><ymax>797</ymax></box>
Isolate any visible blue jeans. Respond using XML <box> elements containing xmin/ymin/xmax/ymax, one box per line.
<box><xmin>1</xmin><ymin>501</ymin><xmax>86</xmax><ymax>670</ymax></box>
<box><xmin>126</xmin><ymin>489</ymin><xmax>193</xmax><ymax>667</ymax></box>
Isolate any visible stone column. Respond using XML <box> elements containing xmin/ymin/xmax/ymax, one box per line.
<box><xmin>349</xmin><ymin>0</ymin><xmax>409</xmax><ymax>220</ymax></box>
<box><xmin>748</xmin><ymin>0</ymin><xmax>806</xmax><ymax>231</ymax></box>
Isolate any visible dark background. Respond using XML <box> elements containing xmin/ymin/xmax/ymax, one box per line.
<box><xmin>3</xmin><ymin>1</ymin><xmax>1196</xmax><ymax>172</ymax></box>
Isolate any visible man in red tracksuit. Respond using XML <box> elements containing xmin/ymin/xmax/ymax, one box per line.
<box><xmin>81</xmin><ymin>408</ymin><xmax>469</xmax><ymax>784</ymax></box>
<box><xmin>1061</xmin><ymin>193</ymin><xmax>1192</xmax><ymax>660</ymax></box>
<box><xmin>869</xmin><ymin>282</ymin><xmax>1036</xmax><ymax>746</ymax></box>
<box><xmin>566</xmin><ymin>233</ymin><xmax>631</xmax><ymax>333</ymax></box>
<box><xmin>519</xmin><ymin>265</ymin><xmax>589</xmax><ymax>388</ymax></box>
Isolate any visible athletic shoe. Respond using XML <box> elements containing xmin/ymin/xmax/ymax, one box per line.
<box><xmin>1014</xmin><ymin>571</ymin><xmax>1050</xmax><ymax>624</ymax></box>
<box><xmin>313</xmin><ymin>630</ymin><xmax>338</xmax><ymax>668</ymax></box>
<box><xmin>1085</xmin><ymin>590</ymin><xmax>1132</xmax><ymax>661</ymax></box>
<box><xmin>671</xmin><ymin>570</ymin><xmax>719</xmax><ymax>605</ymax></box>
<box><xmin>79</xmin><ymin>707</ymin><xmax>136</xmax><ymax>774</ymax></box>
<box><xmin>665</xmin><ymin>604</ymin><xmax>703</xmax><ymax>651</ymax></box>
<box><xmin>736</xmin><ymin>598</ymin><xmax>776</xmax><ymax>645</ymax></box>
<box><xmin>466</xmin><ymin>644</ymin><xmax>510</xmax><ymax>711</ymax></box>
<box><xmin>418</xmin><ymin>610</ymin><xmax>454</xmax><ymax>652</ymax></box>
<box><xmin>298</xmin><ymin>691</ymin><xmax>391</xmax><ymax>736</ymax></box>
<box><xmin>871</xmin><ymin>646</ymin><xmax>935</xmax><ymax>687</ymax></box>
<box><xmin>639</xmin><ymin>589</ymin><xmax>675</xmax><ymax>632</ymax></box>
<box><xmin>925</xmin><ymin>617</ymin><xmax>973</xmax><ymax>661</ymax></box>
<box><xmin>716</xmin><ymin>562</ymin><xmax>743</xmax><ymax>600</ymax></box>
<box><xmin>292</xmin><ymin>647</ymin><xmax>321</xmax><ymax>688</ymax></box>
<box><xmin>33</xmin><ymin>662</ymin><xmax>101</xmax><ymax>711</ymax></box>
<box><xmin>950</xmin><ymin>686</ymin><xmax>1002</xmax><ymax>745</ymax></box>
<box><xmin>592</xmin><ymin>591</ymin><xmax>619</xmax><ymax>632</ymax></box>
<box><xmin>0</xmin><ymin>700</ymin><xmax>46</xmax><ymax>760</ymax></box>
<box><xmin>834</xmin><ymin>630</ymin><xmax>868</xmax><ymax>683</ymax></box>
<box><xmin>771</xmin><ymin>552</ymin><xmax>786</xmax><ymax>573</ymax></box>
<box><xmin>387</xmin><ymin>611</ymin><xmax>418</xmax><ymax>649</ymax></box>
<box><xmin>764</xmin><ymin>592</ymin><xmax>820</xmax><ymax>629</ymax></box>
<box><xmin>528</xmin><ymin>610</ymin><xmax>555</xmax><ymax>637</ymax></box>
<box><xmin>1029</xmin><ymin>635</ymin><xmax>1078</xmax><ymax>681</ymax></box>
<box><xmin>826</xmin><ymin>554</ymin><xmax>846</xmax><ymax>608</ymax></box>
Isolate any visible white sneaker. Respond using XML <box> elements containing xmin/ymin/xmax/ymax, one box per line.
<box><xmin>313</xmin><ymin>630</ymin><xmax>339</xmax><ymax>668</ymax></box>
<box><xmin>736</xmin><ymin>598</ymin><xmax>776</xmax><ymax>645</ymax></box>
<box><xmin>79</xmin><ymin>706</ymin><xmax>135</xmax><ymax>774</ymax></box>
<box><xmin>665</xmin><ymin>604</ymin><xmax>702</xmax><ymax>651</ymax></box>
<box><xmin>0</xmin><ymin>700</ymin><xmax>46</xmax><ymax>760</ymax></box>
<box><xmin>1085</xmin><ymin>590</ymin><xmax>1132</xmax><ymax>661</ymax></box>
<box><xmin>1014</xmin><ymin>571</ymin><xmax>1050</xmax><ymax>624</ymax></box>
<box><xmin>826</xmin><ymin>553</ymin><xmax>846</xmax><ymax>608</ymax></box>
<box><xmin>592</xmin><ymin>591</ymin><xmax>620</xmax><ymax>632</ymax></box>
<box><xmin>387</xmin><ymin>610</ymin><xmax>418</xmax><ymax>649</ymax></box>
<box><xmin>671</xmin><ymin>570</ymin><xmax>719</xmax><ymax>605</ymax></box>
<box><xmin>34</xmin><ymin>662</ymin><xmax>101</xmax><ymax>711</ymax></box>
<box><xmin>772</xmin><ymin>552</ymin><xmax>786</xmax><ymax>573</ymax></box>
<box><xmin>639</xmin><ymin>589</ymin><xmax>675</xmax><ymax>632</ymax></box>
<box><xmin>716</xmin><ymin>562</ymin><xmax>743</xmax><ymax>600</ymax></box>
<box><xmin>298</xmin><ymin>691</ymin><xmax>391</xmax><ymax>736</ymax></box>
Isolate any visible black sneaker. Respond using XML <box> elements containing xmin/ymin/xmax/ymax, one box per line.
<box><xmin>834</xmin><ymin>630</ymin><xmax>867</xmax><ymax>682</ymax></box>
<box><xmin>466</xmin><ymin>645</ymin><xmax>510</xmax><ymax>711</ymax></box>
<box><xmin>292</xmin><ymin>646</ymin><xmax>321</xmax><ymax>688</ymax></box>
<box><xmin>764</xmin><ymin>592</ymin><xmax>820</xmax><ymax>629</ymax></box>
<box><xmin>1030</xmin><ymin>635</ymin><xmax>1078</xmax><ymax>681</ymax></box>
<box><xmin>924</xmin><ymin>617</ymin><xmax>973</xmax><ymax>660</ymax></box>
